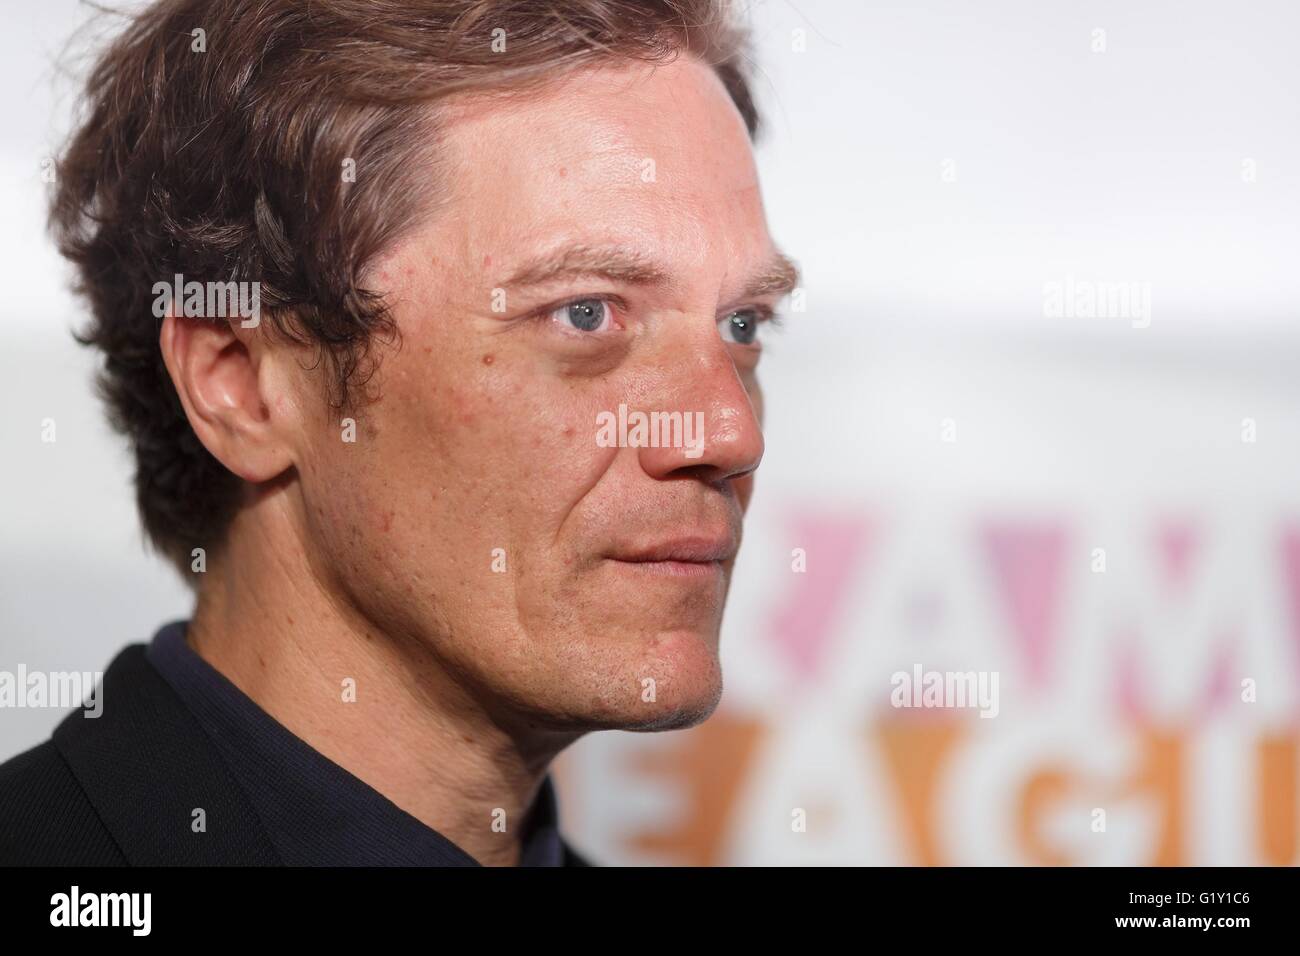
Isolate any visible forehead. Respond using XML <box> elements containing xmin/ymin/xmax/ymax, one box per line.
<box><xmin>432</xmin><ymin>56</ymin><xmax>770</xmax><ymax>273</ymax></box>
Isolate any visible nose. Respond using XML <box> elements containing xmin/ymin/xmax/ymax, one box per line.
<box><xmin>636</xmin><ymin>327</ymin><xmax>764</xmax><ymax>485</ymax></box>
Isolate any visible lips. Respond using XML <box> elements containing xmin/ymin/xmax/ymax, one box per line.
<box><xmin>606</xmin><ymin>534</ymin><xmax>738</xmax><ymax>577</ymax></box>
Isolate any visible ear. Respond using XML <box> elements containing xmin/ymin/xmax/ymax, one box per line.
<box><xmin>160</xmin><ymin>312</ymin><xmax>296</xmax><ymax>483</ymax></box>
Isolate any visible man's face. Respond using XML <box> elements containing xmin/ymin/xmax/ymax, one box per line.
<box><xmin>291</xmin><ymin>56</ymin><xmax>792</xmax><ymax>733</ymax></box>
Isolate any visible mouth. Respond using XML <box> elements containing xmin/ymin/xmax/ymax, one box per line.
<box><xmin>610</xmin><ymin>558</ymin><xmax>723</xmax><ymax>578</ymax></box>
<box><xmin>605</xmin><ymin>534</ymin><xmax>737</xmax><ymax>578</ymax></box>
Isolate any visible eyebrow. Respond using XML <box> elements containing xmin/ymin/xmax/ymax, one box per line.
<box><xmin>742</xmin><ymin>250</ymin><xmax>802</xmax><ymax>300</ymax></box>
<box><xmin>500</xmin><ymin>244</ymin><xmax>802</xmax><ymax>301</ymax></box>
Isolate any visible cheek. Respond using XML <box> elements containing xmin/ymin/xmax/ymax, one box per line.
<box><xmin>388</xmin><ymin>360</ymin><xmax>614</xmax><ymax>545</ymax></box>
<box><xmin>294</xmin><ymin>423</ymin><xmax>389</xmax><ymax>581</ymax></box>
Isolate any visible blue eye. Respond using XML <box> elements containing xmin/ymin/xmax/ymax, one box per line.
<box><xmin>719</xmin><ymin>309</ymin><xmax>763</xmax><ymax>345</ymax></box>
<box><xmin>551</xmin><ymin>298</ymin><xmax>613</xmax><ymax>332</ymax></box>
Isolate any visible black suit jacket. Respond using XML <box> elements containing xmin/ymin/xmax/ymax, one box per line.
<box><xmin>0</xmin><ymin>644</ymin><xmax>590</xmax><ymax>866</ymax></box>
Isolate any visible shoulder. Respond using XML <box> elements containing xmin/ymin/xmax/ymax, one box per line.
<box><xmin>0</xmin><ymin>738</ymin><xmax>126</xmax><ymax>864</ymax></box>
<box><xmin>0</xmin><ymin>640</ymin><xmax>195</xmax><ymax>866</ymax></box>
<box><xmin>13</xmin><ymin>639</ymin><xmax>280</xmax><ymax>866</ymax></box>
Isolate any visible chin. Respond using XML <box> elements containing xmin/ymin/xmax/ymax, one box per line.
<box><xmin>499</xmin><ymin>617</ymin><xmax>727</xmax><ymax>732</ymax></box>
<box><xmin>596</xmin><ymin>626</ymin><xmax>725</xmax><ymax>731</ymax></box>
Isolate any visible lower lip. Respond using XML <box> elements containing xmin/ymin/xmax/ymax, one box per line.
<box><xmin>609</xmin><ymin>559</ymin><xmax>724</xmax><ymax>578</ymax></box>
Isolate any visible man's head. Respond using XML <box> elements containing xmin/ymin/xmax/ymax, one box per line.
<box><xmin>52</xmin><ymin>0</ymin><xmax>796</xmax><ymax>733</ymax></box>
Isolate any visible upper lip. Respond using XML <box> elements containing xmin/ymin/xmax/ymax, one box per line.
<box><xmin>610</xmin><ymin>534</ymin><xmax>737</xmax><ymax>564</ymax></box>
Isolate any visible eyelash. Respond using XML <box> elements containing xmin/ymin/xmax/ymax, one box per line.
<box><xmin>736</xmin><ymin>304</ymin><xmax>782</xmax><ymax>328</ymax></box>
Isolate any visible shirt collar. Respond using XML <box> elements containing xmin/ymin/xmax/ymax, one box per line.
<box><xmin>145</xmin><ymin>620</ymin><xmax>566</xmax><ymax>866</ymax></box>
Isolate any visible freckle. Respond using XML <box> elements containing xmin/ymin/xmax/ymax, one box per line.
<box><xmin>286</xmin><ymin>615</ymin><xmax>294</xmax><ymax>626</ymax></box>
<box><xmin>257</xmin><ymin>654</ymin><xmax>266</xmax><ymax>669</ymax></box>
<box><xmin>381</xmin><ymin>511</ymin><xmax>394</xmax><ymax>532</ymax></box>
<box><xmin>482</xmin><ymin>353</ymin><xmax>495</xmax><ymax>366</ymax></box>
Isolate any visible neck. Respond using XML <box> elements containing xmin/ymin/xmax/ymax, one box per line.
<box><xmin>186</xmin><ymin>487</ymin><xmax>575</xmax><ymax>866</ymax></box>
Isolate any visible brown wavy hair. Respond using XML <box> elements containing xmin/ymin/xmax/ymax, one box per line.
<box><xmin>49</xmin><ymin>0</ymin><xmax>760</xmax><ymax>576</ymax></box>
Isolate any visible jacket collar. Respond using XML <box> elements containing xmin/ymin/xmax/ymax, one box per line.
<box><xmin>53</xmin><ymin>640</ymin><xmax>594</xmax><ymax>866</ymax></box>
<box><xmin>53</xmin><ymin>643</ymin><xmax>281</xmax><ymax>865</ymax></box>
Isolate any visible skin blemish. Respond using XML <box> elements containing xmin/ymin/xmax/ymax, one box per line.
<box><xmin>559</xmin><ymin>166</ymin><xmax>567</xmax><ymax>178</ymax></box>
<box><xmin>381</xmin><ymin>511</ymin><xmax>394</xmax><ymax>533</ymax></box>
<box><xmin>482</xmin><ymin>254</ymin><xmax>492</xmax><ymax>268</ymax></box>
<box><xmin>482</xmin><ymin>353</ymin><xmax>495</xmax><ymax>366</ymax></box>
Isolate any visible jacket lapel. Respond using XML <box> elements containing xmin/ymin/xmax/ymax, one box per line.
<box><xmin>53</xmin><ymin>644</ymin><xmax>280</xmax><ymax>865</ymax></box>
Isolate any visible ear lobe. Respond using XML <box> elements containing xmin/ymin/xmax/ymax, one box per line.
<box><xmin>160</xmin><ymin>312</ymin><xmax>295</xmax><ymax>484</ymax></box>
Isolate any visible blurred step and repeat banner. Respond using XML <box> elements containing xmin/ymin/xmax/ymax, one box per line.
<box><xmin>3</xmin><ymin>0</ymin><xmax>1298</xmax><ymax>865</ymax></box>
